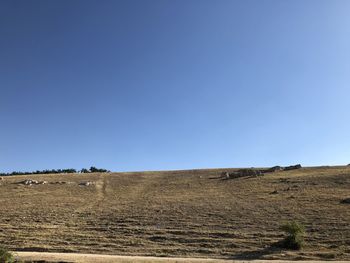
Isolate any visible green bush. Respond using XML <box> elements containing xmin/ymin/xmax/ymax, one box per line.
<box><xmin>0</xmin><ymin>247</ymin><xmax>14</xmax><ymax>263</ymax></box>
<box><xmin>279</xmin><ymin>221</ymin><xmax>305</xmax><ymax>250</ymax></box>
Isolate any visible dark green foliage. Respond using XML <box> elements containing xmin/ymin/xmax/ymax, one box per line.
<box><xmin>90</xmin><ymin>166</ymin><xmax>99</xmax><ymax>173</ymax></box>
<box><xmin>80</xmin><ymin>167</ymin><xmax>109</xmax><ymax>173</ymax></box>
<box><xmin>279</xmin><ymin>221</ymin><xmax>305</xmax><ymax>250</ymax></box>
<box><xmin>89</xmin><ymin>166</ymin><xmax>109</xmax><ymax>173</ymax></box>
<box><xmin>0</xmin><ymin>247</ymin><xmax>14</xmax><ymax>263</ymax></box>
<box><xmin>0</xmin><ymin>168</ymin><xmax>77</xmax><ymax>176</ymax></box>
<box><xmin>0</xmin><ymin>166</ymin><xmax>110</xmax><ymax>176</ymax></box>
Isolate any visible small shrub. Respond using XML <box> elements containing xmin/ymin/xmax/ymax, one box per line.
<box><xmin>279</xmin><ymin>221</ymin><xmax>305</xmax><ymax>250</ymax></box>
<box><xmin>0</xmin><ymin>247</ymin><xmax>14</xmax><ymax>263</ymax></box>
<box><xmin>340</xmin><ymin>198</ymin><xmax>350</xmax><ymax>204</ymax></box>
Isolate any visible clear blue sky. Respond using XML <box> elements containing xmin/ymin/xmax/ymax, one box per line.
<box><xmin>1</xmin><ymin>0</ymin><xmax>350</xmax><ymax>172</ymax></box>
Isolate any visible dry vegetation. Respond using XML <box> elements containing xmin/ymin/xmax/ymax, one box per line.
<box><xmin>0</xmin><ymin>166</ymin><xmax>349</xmax><ymax>261</ymax></box>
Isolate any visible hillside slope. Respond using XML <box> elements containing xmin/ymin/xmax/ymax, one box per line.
<box><xmin>0</xmin><ymin>166</ymin><xmax>349</xmax><ymax>260</ymax></box>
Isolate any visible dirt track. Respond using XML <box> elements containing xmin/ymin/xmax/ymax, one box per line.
<box><xmin>14</xmin><ymin>251</ymin><xmax>350</xmax><ymax>263</ymax></box>
<box><xmin>15</xmin><ymin>251</ymin><xmax>233</xmax><ymax>262</ymax></box>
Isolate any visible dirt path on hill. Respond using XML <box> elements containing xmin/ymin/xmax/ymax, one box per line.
<box><xmin>95</xmin><ymin>174</ymin><xmax>106</xmax><ymax>202</ymax></box>
<box><xmin>15</xmin><ymin>251</ymin><xmax>350</xmax><ymax>263</ymax></box>
<box><xmin>15</xmin><ymin>251</ymin><xmax>233</xmax><ymax>262</ymax></box>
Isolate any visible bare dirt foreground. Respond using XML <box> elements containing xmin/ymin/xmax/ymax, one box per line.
<box><xmin>13</xmin><ymin>252</ymin><xmax>350</xmax><ymax>263</ymax></box>
<box><xmin>15</xmin><ymin>251</ymin><xmax>231</xmax><ymax>262</ymax></box>
<box><xmin>0</xmin><ymin>166</ymin><xmax>349</xmax><ymax>261</ymax></box>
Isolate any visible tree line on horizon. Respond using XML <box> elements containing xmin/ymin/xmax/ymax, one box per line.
<box><xmin>0</xmin><ymin>166</ymin><xmax>110</xmax><ymax>176</ymax></box>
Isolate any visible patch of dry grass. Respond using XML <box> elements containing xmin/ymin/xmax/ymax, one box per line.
<box><xmin>0</xmin><ymin>166</ymin><xmax>349</xmax><ymax>260</ymax></box>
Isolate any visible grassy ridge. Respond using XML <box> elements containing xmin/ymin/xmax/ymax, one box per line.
<box><xmin>0</xmin><ymin>166</ymin><xmax>349</xmax><ymax>260</ymax></box>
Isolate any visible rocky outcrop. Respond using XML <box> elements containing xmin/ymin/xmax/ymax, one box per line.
<box><xmin>226</xmin><ymin>169</ymin><xmax>262</xmax><ymax>179</ymax></box>
<box><xmin>18</xmin><ymin>179</ymin><xmax>47</xmax><ymax>185</ymax></box>
<box><xmin>79</xmin><ymin>181</ymin><xmax>94</xmax><ymax>186</ymax></box>
<box><xmin>284</xmin><ymin>164</ymin><xmax>302</xmax><ymax>171</ymax></box>
<box><xmin>265</xmin><ymin>166</ymin><xmax>283</xmax><ymax>173</ymax></box>
<box><xmin>222</xmin><ymin>164</ymin><xmax>303</xmax><ymax>180</ymax></box>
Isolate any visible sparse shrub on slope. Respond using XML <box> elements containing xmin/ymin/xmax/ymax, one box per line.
<box><xmin>340</xmin><ymin>197</ymin><xmax>350</xmax><ymax>204</ymax></box>
<box><xmin>0</xmin><ymin>247</ymin><xmax>14</xmax><ymax>263</ymax></box>
<box><xmin>279</xmin><ymin>221</ymin><xmax>305</xmax><ymax>250</ymax></box>
<box><xmin>89</xmin><ymin>167</ymin><xmax>109</xmax><ymax>173</ymax></box>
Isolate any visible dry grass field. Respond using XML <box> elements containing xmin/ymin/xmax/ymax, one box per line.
<box><xmin>0</xmin><ymin>166</ymin><xmax>349</xmax><ymax>261</ymax></box>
